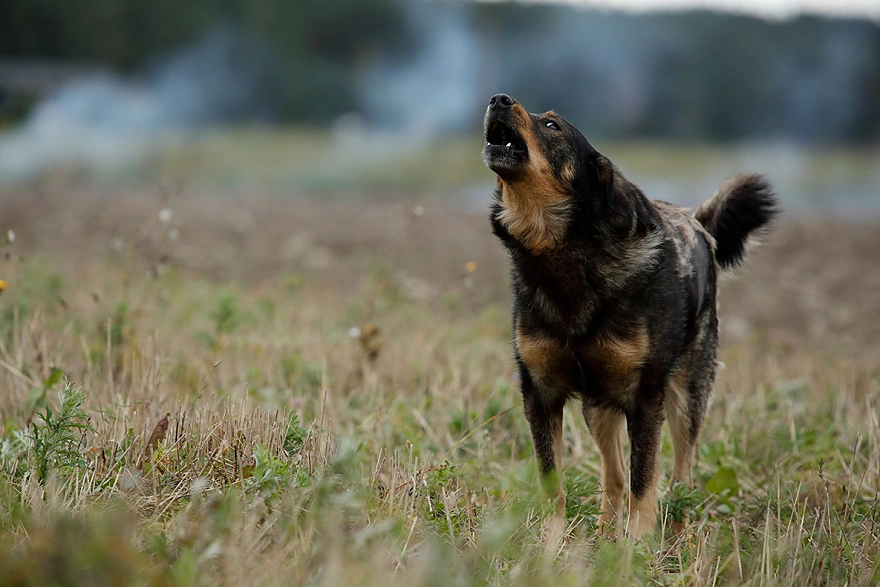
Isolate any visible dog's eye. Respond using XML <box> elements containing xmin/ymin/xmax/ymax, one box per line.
<box><xmin>545</xmin><ymin>121</ymin><xmax>560</xmax><ymax>130</ymax></box>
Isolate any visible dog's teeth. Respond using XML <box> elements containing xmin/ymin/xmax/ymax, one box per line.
<box><xmin>506</xmin><ymin>142</ymin><xmax>512</xmax><ymax>148</ymax></box>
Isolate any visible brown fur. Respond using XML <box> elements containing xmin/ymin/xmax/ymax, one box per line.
<box><xmin>495</xmin><ymin>105</ymin><xmax>572</xmax><ymax>251</ymax></box>
<box><xmin>584</xmin><ymin>407</ymin><xmax>626</xmax><ymax>533</ymax></box>
<box><xmin>663</xmin><ymin>366</ymin><xmax>696</xmax><ymax>487</ymax></box>
<box><xmin>582</xmin><ymin>325</ymin><xmax>650</xmax><ymax>402</ymax></box>
<box><xmin>514</xmin><ymin>328</ymin><xmax>561</xmax><ymax>387</ymax></box>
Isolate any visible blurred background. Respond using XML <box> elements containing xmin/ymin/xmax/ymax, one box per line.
<box><xmin>1</xmin><ymin>0</ymin><xmax>879</xmax><ymax>357</ymax></box>
<box><xmin>0</xmin><ymin>0</ymin><xmax>878</xmax><ymax>211</ymax></box>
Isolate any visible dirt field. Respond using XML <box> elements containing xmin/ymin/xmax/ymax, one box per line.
<box><xmin>1</xmin><ymin>185</ymin><xmax>878</xmax><ymax>585</ymax></box>
<box><xmin>4</xmin><ymin>185</ymin><xmax>879</xmax><ymax>351</ymax></box>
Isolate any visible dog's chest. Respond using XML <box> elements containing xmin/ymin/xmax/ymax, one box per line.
<box><xmin>514</xmin><ymin>265</ymin><xmax>601</xmax><ymax>332</ymax></box>
<box><xmin>515</xmin><ymin>325</ymin><xmax>649</xmax><ymax>401</ymax></box>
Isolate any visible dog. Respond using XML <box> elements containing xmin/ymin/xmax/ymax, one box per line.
<box><xmin>482</xmin><ymin>93</ymin><xmax>777</xmax><ymax>539</ymax></box>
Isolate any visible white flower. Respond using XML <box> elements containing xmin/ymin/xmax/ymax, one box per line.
<box><xmin>190</xmin><ymin>476</ymin><xmax>210</xmax><ymax>497</ymax></box>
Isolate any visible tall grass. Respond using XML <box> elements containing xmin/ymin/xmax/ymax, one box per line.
<box><xmin>0</xmin><ymin>193</ymin><xmax>878</xmax><ymax>586</ymax></box>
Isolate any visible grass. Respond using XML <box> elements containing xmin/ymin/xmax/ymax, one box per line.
<box><xmin>0</xmin><ymin>188</ymin><xmax>878</xmax><ymax>586</ymax></box>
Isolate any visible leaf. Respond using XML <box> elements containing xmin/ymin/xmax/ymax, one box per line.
<box><xmin>138</xmin><ymin>413</ymin><xmax>170</xmax><ymax>470</ymax></box>
<box><xmin>43</xmin><ymin>367</ymin><xmax>65</xmax><ymax>389</ymax></box>
<box><xmin>283</xmin><ymin>414</ymin><xmax>308</xmax><ymax>454</ymax></box>
<box><xmin>706</xmin><ymin>466</ymin><xmax>740</xmax><ymax>497</ymax></box>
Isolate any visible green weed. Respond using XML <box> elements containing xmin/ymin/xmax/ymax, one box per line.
<box><xmin>4</xmin><ymin>382</ymin><xmax>95</xmax><ymax>485</ymax></box>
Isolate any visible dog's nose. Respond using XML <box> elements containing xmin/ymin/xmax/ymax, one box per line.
<box><xmin>489</xmin><ymin>93</ymin><xmax>516</xmax><ymax>110</ymax></box>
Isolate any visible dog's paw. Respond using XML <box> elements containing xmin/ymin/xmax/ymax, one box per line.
<box><xmin>539</xmin><ymin>513</ymin><xmax>569</xmax><ymax>547</ymax></box>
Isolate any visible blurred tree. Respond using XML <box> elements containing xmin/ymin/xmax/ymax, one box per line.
<box><xmin>0</xmin><ymin>0</ymin><xmax>877</xmax><ymax>141</ymax></box>
<box><xmin>0</xmin><ymin>0</ymin><xmax>214</xmax><ymax>68</ymax></box>
<box><xmin>0</xmin><ymin>0</ymin><xmax>405</xmax><ymax>121</ymax></box>
<box><xmin>234</xmin><ymin>0</ymin><xmax>406</xmax><ymax>120</ymax></box>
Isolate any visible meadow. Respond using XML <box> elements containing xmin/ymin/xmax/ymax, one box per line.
<box><xmin>0</xmin><ymin>158</ymin><xmax>879</xmax><ymax>585</ymax></box>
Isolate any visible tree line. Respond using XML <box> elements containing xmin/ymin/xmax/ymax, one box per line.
<box><xmin>1</xmin><ymin>0</ymin><xmax>878</xmax><ymax>142</ymax></box>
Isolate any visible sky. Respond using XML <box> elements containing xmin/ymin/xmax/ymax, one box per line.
<box><xmin>482</xmin><ymin>0</ymin><xmax>880</xmax><ymax>21</ymax></box>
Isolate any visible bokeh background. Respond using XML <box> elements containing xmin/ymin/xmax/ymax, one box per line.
<box><xmin>1</xmin><ymin>0</ymin><xmax>878</xmax><ymax>211</ymax></box>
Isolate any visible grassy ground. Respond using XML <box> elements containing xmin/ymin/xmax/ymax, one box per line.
<box><xmin>0</xmin><ymin>186</ymin><xmax>878</xmax><ymax>585</ymax></box>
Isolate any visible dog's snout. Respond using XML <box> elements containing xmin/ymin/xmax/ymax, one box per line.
<box><xmin>489</xmin><ymin>93</ymin><xmax>516</xmax><ymax>110</ymax></box>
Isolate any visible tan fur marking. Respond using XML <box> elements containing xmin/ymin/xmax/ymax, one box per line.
<box><xmin>627</xmin><ymin>469</ymin><xmax>659</xmax><ymax>539</ymax></box>
<box><xmin>515</xmin><ymin>327</ymin><xmax>570</xmax><ymax>397</ymax></box>
<box><xmin>561</xmin><ymin>161</ymin><xmax>577</xmax><ymax>184</ymax></box>
<box><xmin>664</xmin><ymin>367</ymin><xmax>697</xmax><ymax>534</ymax></box>
<box><xmin>497</xmin><ymin>104</ymin><xmax>571</xmax><ymax>251</ymax></box>
<box><xmin>599</xmin><ymin>326</ymin><xmax>649</xmax><ymax>374</ymax></box>
<box><xmin>516</xmin><ymin>328</ymin><xmax>560</xmax><ymax>373</ymax></box>
<box><xmin>595</xmin><ymin>156</ymin><xmax>615</xmax><ymax>188</ymax></box>
<box><xmin>582</xmin><ymin>323</ymin><xmax>650</xmax><ymax>400</ymax></box>
<box><xmin>584</xmin><ymin>407</ymin><xmax>626</xmax><ymax>534</ymax></box>
<box><xmin>664</xmin><ymin>368</ymin><xmax>695</xmax><ymax>486</ymax></box>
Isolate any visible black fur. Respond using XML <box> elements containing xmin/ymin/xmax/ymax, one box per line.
<box><xmin>482</xmin><ymin>93</ymin><xmax>777</xmax><ymax>538</ymax></box>
<box><xmin>694</xmin><ymin>174</ymin><xmax>778</xmax><ymax>269</ymax></box>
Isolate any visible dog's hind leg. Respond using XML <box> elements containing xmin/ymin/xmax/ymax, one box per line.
<box><xmin>664</xmin><ymin>368</ymin><xmax>698</xmax><ymax>535</ymax></box>
<box><xmin>583</xmin><ymin>406</ymin><xmax>626</xmax><ymax>535</ymax></box>
<box><xmin>664</xmin><ymin>349</ymin><xmax>715</xmax><ymax>533</ymax></box>
<box><xmin>665</xmin><ymin>368</ymin><xmax>698</xmax><ymax>489</ymax></box>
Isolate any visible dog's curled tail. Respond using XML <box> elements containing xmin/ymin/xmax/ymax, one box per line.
<box><xmin>694</xmin><ymin>173</ymin><xmax>778</xmax><ymax>270</ymax></box>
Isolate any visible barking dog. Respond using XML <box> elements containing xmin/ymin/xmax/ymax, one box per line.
<box><xmin>482</xmin><ymin>93</ymin><xmax>777</xmax><ymax>539</ymax></box>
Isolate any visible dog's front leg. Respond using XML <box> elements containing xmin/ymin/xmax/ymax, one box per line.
<box><xmin>583</xmin><ymin>406</ymin><xmax>626</xmax><ymax>535</ymax></box>
<box><xmin>625</xmin><ymin>401</ymin><xmax>664</xmax><ymax>539</ymax></box>
<box><xmin>520</xmin><ymin>366</ymin><xmax>566</xmax><ymax>532</ymax></box>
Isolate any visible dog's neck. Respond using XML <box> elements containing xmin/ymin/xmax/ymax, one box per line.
<box><xmin>496</xmin><ymin>178</ymin><xmax>572</xmax><ymax>252</ymax></box>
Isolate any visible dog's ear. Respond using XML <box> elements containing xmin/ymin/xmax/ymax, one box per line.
<box><xmin>592</xmin><ymin>155</ymin><xmax>628</xmax><ymax>215</ymax></box>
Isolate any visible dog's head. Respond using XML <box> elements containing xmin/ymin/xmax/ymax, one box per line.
<box><xmin>482</xmin><ymin>94</ymin><xmax>625</xmax><ymax>227</ymax></box>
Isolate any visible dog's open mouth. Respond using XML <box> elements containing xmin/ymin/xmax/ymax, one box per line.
<box><xmin>483</xmin><ymin>117</ymin><xmax>528</xmax><ymax>173</ymax></box>
<box><xmin>486</xmin><ymin>120</ymin><xmax>526</xmax><ymax>152</ymax></box>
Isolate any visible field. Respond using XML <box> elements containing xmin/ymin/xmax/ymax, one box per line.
<box><xmin>1</xmin><ymin>173</ymin><xmax>879</xmax><ymax>585</ymax></box>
